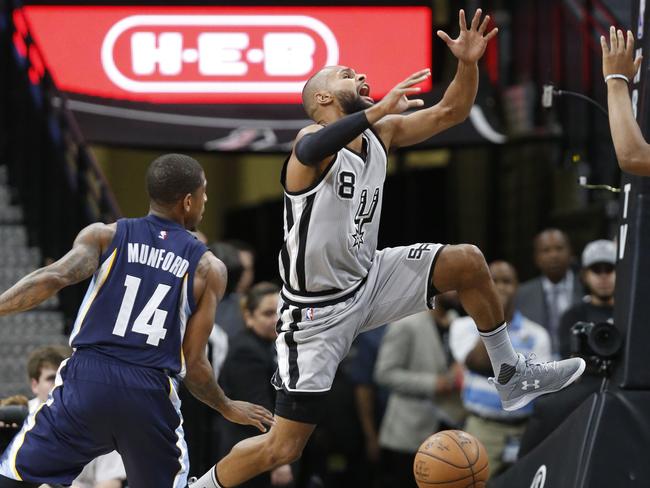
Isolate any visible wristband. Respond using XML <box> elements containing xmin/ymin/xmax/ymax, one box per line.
<box><xmin>604</xmin><ymin>74</ymin><xmax>630</xmax><ymax>83</ymax></box>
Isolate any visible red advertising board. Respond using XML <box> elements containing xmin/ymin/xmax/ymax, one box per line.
<box><xmin>23</xmin><ymin>6</ymin><xmax>432</xmax><ymax>104</ymax></box>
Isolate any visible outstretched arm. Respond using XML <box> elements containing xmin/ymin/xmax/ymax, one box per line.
<box><xmin>379</xmin><ymin>9</ymin><xmax>498</xmax><ymax>149</ymax></box>
<box><xmin>601</xmin><ymin>27</ymin><xmax>650</xmax><ymax>175</ymax></box>
<box><xmin>0</xmin><ymin>222</ymin><xmax>113</xmax><ymax>316</ymax></box>
<box><xmin>182</xmin><ymin>253</ymin><xmax>275</xmax><ymax>432</ymax></box>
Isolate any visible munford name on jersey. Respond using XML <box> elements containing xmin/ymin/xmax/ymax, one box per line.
<box><xmin>127</xmin><ymin>242</ymin><xmax>189</xmax><ymax>278</ymax></box>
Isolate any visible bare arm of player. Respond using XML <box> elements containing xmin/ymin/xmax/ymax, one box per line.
<box><xmin>376</xmin><ymin>9</ymin><xmax>498</xmax><ymax>149</ymax></box>
<box><xmin>182</xmin><ymin>252</ymin><xmax>275</xmax><ymax>432</ymax></box>
<box><xmin>601</xmin><ymin>27</ymin><xmax>650</xmax><ymax>175</ymax></box>
<box><xmin>0</xmin><ymin>222</ymin><xmax>114</xmax><ymax>316</ymax></box>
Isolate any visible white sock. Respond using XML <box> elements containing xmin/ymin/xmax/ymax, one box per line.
<box><xmin>190</xmin><ymin>466</ymin><xmax>221</xmax><ymax>488</ymax></box>
<box><xmin>479</xmin><ymin>322</ymin><xmax>519</xmax><ymax>384</ymax></box>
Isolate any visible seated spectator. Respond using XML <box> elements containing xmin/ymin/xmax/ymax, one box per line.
<box><xmin>374</xmin><ymin>306</ymin><xmax>461</xmax><ymax>488</ymax></box>
<box><xmin>218</xmin><ymin>282</ymin><xmax>293</xmax><ymax>487</ymax></box>
<box><xmin>26</xmin><ymin>346</ymin><xmax>66</xmax><ymax>414</ymax></box>
<box><xmin>517</xmin><ymin>229</ymin><xmax>584</xmax><ymax>356</ymax></box>
<box><xmin>450</xmin><ymin>261</ymin><xmax>551</xmax><ymax>478</ymax></box>
<box><xmin>558</xmin><ymin>240</ymin><xmax>616</xmax><ymax>359</ymax></box>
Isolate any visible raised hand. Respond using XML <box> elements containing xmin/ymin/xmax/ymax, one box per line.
<box><xmin>437</xmin><ymin>9</ymin><xmax>498</xmax><ymax>64</ymax></box>
<box><xmin>222</xmin><ymin>399</ymin><xmax>276</xmax><ymax>432</ymax></box>
<box><xmin>601</xmin><ymin>27</ymin><xmax>642</xmax><ymax>81</ymax></box>
<box><xmin>372</xmin><ymin>68</ymin><xmax>430</xmax><ymax>117</ymax></box>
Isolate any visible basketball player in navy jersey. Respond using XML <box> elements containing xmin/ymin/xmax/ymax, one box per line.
<box><xmin>0</xmin><ymin>154</ymin><xmax>274</xmax><ymax>488</ymax></box>
<box><xmin>192</xmin><ymin>9</ymin><xmax>585</xmax><ymax>488</ymax></box>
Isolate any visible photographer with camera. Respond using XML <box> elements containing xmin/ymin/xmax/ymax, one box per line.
<box><xmin>519</xmin><ymin>240</ymin><xmax>618</xmax><ymax>456</ymax></box>
<box><xmin>558</xmin><ymin>240</ymin><xmax>616</xmax><ymax>360</ymax></box>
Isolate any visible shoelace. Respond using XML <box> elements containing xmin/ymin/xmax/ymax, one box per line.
<box><xmin>522</xmin><ymin>353</ymin><xmax>558</xmax><ymax>378</ymax></box>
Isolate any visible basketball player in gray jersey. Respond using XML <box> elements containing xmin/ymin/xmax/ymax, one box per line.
<box><xmin>192</xmin><ymin>10</ymin><xmax>585</xmax><ymax>488</ymax></box>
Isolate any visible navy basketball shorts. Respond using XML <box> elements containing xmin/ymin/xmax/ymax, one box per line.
<box><xmin>0</xmin><ymin>349</ymin><xmax>189</xmax><ymax>487</ymax></box>
<box><xmin>273</xmin><ymin>243</ymin><xmax>445</xmax><ymax>423</ymax></box>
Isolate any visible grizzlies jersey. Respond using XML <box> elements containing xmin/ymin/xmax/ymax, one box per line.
<box><xmin>70</xmin><ymin>215</ymin><xmax>208</xmax><ymax>376</ymax></box>
<box><xmin>279</xmin><ymin>128</ymin><xmax>387</xmax><ymax>305</ymax></box>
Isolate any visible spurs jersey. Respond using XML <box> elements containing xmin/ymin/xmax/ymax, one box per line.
<box><xmin>279</xmin><ymin>128</ymin><xmax>387</xmax><ymax>305</ymax></box>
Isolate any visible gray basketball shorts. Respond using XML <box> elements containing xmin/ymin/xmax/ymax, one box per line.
<box><xmin>273</xmin><ymin>242</ymin><xmax>445</xmax><ymax>394</ymax></box>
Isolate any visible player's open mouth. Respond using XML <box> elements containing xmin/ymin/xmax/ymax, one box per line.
<box><xmin>359</xmin><ymin>84</ymin><xmax>373</xmax><ymax>102</ymax></box>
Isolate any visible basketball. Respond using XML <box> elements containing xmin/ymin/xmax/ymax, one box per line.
<box><xmin>413</xmin><ymin>430</ymin><xmax>489</xmax><ymax>488</ymax></box>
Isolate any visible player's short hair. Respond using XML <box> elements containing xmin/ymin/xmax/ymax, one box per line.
<box><xmin>27</xmin><ymin>346</ymin><xmax>68</xmax><ymax>381</ymax></box>
<box><xmin>146</xmin><ymin>154</ymin><xmax>204</xmax><ymax>205</ymax></box>
<box><xmin>241</xmin><ymin>282</ymin><xmax>280</xmax><ymax>314</ymax></box>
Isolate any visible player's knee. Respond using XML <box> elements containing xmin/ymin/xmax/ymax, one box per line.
<box><xmin>265</xmin><ymin>439</ymin><xmax>304</xmax><ymax>467</ymax></box>
<box><xmin>457</xmin><ymin>244</ymin><xmax>489</xmax><ymax>282</ymax></box>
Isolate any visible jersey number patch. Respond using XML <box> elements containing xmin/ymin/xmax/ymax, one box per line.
<box><xmin>112</xmin><ymin>274</ymin><xmax>171</xmax><ymax>346</ymax></box>
<box><xmin>338</xmin><ymin>171</ymin><xmax>356</xmax><ymax>199</ymax></box>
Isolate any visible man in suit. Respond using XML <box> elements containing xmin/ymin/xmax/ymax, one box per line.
<box><xmin>516</xmin><ymin>229</ymin><xmax>584</xmax><ymax>357</ymax></box>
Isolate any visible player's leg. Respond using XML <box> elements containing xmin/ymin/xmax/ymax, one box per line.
<box><xmin>431</xmin><ymin>244</ymin><xmax>516</xmax><ymax>372</ymax></box>
<box><xmin>112</xmin><ymin>376</ymin><xmax>192</xmax><ymax>488</ymax></box>
<box><xmin>0</xmin><ymin>357</ymin><xmax>110</xmax><ymax>486</ymax></box>
<box><xmin>432</xmin><ymin>244</ymin><xmax>585</xmax><ymax>410</ymax></box>
<box><xmin>192</xmin><ymin>415</ymin><xmax>315</xmax><ymax>488</ymax></box>
<box><xmin>193</xmin><ymin>296</ymin><xmax>353</xmax><ymax>488</ymax></box>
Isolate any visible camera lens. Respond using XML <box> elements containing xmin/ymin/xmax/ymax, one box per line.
<box><xmin>587</xmin><ymin>322</ymin><xmax>622</xmax><ymax>358</ymax></box>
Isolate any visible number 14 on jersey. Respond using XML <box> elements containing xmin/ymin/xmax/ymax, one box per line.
<box><xmin>112</xmin><ymin>274</ymin><xmax>171</xmax><ymax>346</ymax></box>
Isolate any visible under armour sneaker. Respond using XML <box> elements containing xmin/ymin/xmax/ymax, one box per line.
<box><xmin>490</xmin><ymin>353</ymin><xmax>586</xmax><ymax>411</ymax></box>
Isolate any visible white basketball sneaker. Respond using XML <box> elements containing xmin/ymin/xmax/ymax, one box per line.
<box><xmin>490</xmin><ymin>353</ymin><xmax>586</xmax><ymax>411</ymax></box>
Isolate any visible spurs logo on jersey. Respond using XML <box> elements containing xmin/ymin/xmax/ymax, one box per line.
<box><xmin>279</xmin><ymin>129</ymin><xmax>387</xmax><ymax>304</ymax></box>
<box><xmin>352</xmin><ymin>187</ymin><xmax>380</xmax><ymax>249</ymax></box>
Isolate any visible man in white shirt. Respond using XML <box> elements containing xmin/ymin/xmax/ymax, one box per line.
<box><xmin>451</xmin><ymin>261</ymin><xmax>551</xmax><ymax>477</ymax></box>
